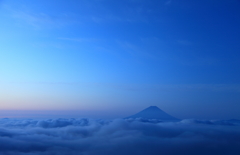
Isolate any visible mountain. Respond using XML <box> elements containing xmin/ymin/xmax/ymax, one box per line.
<box><xmin>125</xmin><ymin>106</ymin><xmax>180</xmax><ymax>121</ymax></box>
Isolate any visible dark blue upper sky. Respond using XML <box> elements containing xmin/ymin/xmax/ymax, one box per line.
<box><xmin>0</xmin><ymin>0</ymin><xmax>240</xmax><ymax>119</ymax></box>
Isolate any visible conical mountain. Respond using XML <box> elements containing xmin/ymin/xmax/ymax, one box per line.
<box><xmin>125</xmin><ymin>106</ymin><xmax>180</xmax><ymax>121</ymax></box>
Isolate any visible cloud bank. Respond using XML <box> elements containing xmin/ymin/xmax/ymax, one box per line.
<box><xmin>0</xmin><ymin>118</ymin><xmax>240</xmax><ymax>155</ymax></box>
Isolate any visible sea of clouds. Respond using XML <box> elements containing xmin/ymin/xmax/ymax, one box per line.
<box><xmin>0</xmin><ymin>117</ymin><xmax>240</xmax><ymax>155</ymax></box>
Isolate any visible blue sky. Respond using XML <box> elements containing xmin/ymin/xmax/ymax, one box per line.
<box><xmin>0</xmin><ymin>0</ymin><xmax>240</xmax><ymax>119</ymax></box>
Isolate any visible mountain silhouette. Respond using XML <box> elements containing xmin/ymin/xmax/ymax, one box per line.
<box><xmin>125</xmin><ymin>106</ymin><xmax>180</xmax><ymax>121</ymax></box>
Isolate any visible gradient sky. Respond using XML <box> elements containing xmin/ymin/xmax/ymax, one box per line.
<box><xmin>0</xmin><ymin>0</ymin><xmax>240</xmax><ymax>119</ymax></box>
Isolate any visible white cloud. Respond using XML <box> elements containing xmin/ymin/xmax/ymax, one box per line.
<box><xmin>0</xmin><ymin>118</ymin><xmax>240</xmax><ymax>154</ymax></box>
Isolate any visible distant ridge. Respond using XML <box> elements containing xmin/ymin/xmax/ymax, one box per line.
<box><xmin>125</xmin><ymin>106</ymin><xmax>180</xmax><ymax>121</ymax></box>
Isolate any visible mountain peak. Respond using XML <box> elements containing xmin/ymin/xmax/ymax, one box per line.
<box><xmin>148</xmin><ymin>106</ymin><xmax>158</xmax><ymax>108</ymax></box>
<box><xmin>146</xmin><ymin>106</ymin><xmax>161</xmax><ymax>110</ymax></box>
<box><xmin>125</xmin><ymin>106</ymin><xmax>180</xmax><ymax>121</ymax></box>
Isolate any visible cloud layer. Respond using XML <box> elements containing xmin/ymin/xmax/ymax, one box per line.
<box><xmin>0</xmin><ymin>118</ymin><xmax>240</xmax><ymax>155</ymax></box>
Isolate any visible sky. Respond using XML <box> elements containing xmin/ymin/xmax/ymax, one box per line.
<box><xmin>0</xmin><ymin>0</ymin><xmax>240</xmax><ymax>119</ymax></box>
